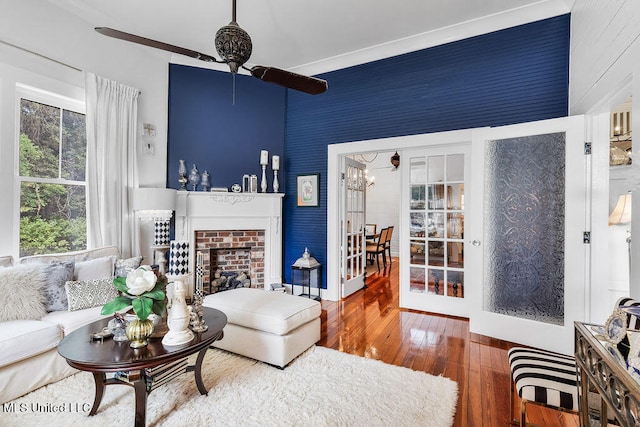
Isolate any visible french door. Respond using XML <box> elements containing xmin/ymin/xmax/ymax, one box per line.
<box><xmin>400</xmin><ymin>143</ymin><xmax>472</xmax><ymax>317</ymax></box>
<box><xmin>340</xmin><ymin>157</ymin><xmax>367</xmax><ymax>298</ymax></box>
<box><xmin>467</xmin><ymin>116</ymin><xmax>586</xmax><ymax>355</ymax></box>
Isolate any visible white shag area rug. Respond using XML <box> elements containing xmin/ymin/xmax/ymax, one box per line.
<box><xmin>2</xmin><ymin>346</ymin><xmax>457</xmax><ymax>427</ymax></box>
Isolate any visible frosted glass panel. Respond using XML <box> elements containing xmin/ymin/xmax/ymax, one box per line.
<box><xmin>446</xmin><ymin>154</ymin><xmax>464</xmax><ymax>181</ymax></box>
<box><xmin>483</xmin><ymin>133</ymin><xmax>565</xmax><ymax>325</ymax></box>
<box><xmin>427</xmin><ymin>156</ymin><xmax>444</xmax><ymax>182</ymax></box>
<box><xmin>410</xmin><ymin>158</ymin><xmax>426</xmax><ymax>183</ymax></box>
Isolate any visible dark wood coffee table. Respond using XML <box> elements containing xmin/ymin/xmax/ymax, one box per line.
<box><xmin>58</xmin><ymin>307</ymin><xmax>227</xmax><ymax>427</ymax></box>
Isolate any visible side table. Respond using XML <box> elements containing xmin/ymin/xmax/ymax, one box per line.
<box><xmin>574</xmin><ymin>321</ymin><xmax>640</xmax><ymax>426</ymax></box>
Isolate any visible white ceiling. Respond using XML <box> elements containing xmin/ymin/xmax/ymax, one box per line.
<box><xmin>47</xmin><ymin>0</ymin><xmax>572</xmax><ymax>76</ymax></box>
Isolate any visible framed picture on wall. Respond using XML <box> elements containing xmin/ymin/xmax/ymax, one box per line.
<box><xmin>297</xmin><ymin>174</ymin><xmax>319</xmax><ymax>207</ymax></box>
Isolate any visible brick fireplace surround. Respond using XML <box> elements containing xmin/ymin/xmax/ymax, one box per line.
<box><xmin>174</xmin><ymin>192</ymin><xmax>283</xmax><ymax>294</ymax></box>
<box><xmin>194</xmin><ymin>229</ymin><xmax>265</xmax><ymax>291</ymax></box>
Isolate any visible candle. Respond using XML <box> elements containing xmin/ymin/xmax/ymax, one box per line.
<box><xmin>260</xmin><ymin>150</ymin><xmax>269</xmax><ymax>166</ymax></box>
<box><xmin>272</xmin><ymin>155</ymin><xmax>280</xmax><ymax>171</ymax></box>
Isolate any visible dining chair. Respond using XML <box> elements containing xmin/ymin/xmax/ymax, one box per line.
<box><xmin>384</xmin><ymin>225</ymin><xmax>394</xmax><ymax>263</ymax></box>
<box><xmin>365</xmin><ymin>223</ymin><xmax>377</xmax><ymax>245</ymax></box>
<box><xmin>366</xmin><ymin>227</ymin><xmax>388</xmax><ymax>270</ymax></box>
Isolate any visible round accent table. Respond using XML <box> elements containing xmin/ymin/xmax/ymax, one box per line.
<box><xmin>58</xmin><ymin>307</ymin><xmax>227</xmax><ymax>427</ymax></box>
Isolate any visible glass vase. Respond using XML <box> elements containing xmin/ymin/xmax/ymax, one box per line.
<box><xmin>178</xmin><ymin>159</ymin><xmax>188</xmax><ymax>190</ymax></box>
<box><xmin>126</xmin><ymin>318</ymin><xmax>154</xmax><ymax>348</ymax></box>
<box><xmin>108</xmin><ymin>316</ymin><xmax>129</xmax><ymax>342</ymax></box>
<box><xmin>189</xmin><ymin>164</ymin><xmax>200</xmax><ymax>191</ymax></box>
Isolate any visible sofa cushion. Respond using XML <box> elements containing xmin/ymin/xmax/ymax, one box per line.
<box><xmin>41</xmin><ymin>306</ymin><xmax>108</xmax><ymax>335</ymax></box>
<box><xmin>19</xmin><ymin>245</ymin><xmax>119</xmax><ymax>265</ymax></box>
<box><xmin>0</xmin><ymin>255</ymin><xmax>13</xmax><ymax>267</ymax></box>
<box><xmin>65</xmin><ymin>278</ymin><xmax>119</xmax><ymax>311</ymax></box>
<box><xmin>0</xmin><ymin>320</ymin><xmax>61</xmax><ymax>367</ymax></box>
<box><xmin>73</xmin><ymin>255</ymin><xmax>116</xmax><ymax>281</ymax></box>
<box><xmin>114</xmin><ymin>255</ymin><xmax>143</xmax><ymax>277</ymax></box>
<box><xmin>0</xmin><ymin>264</ymin><xmax>47</xmax><ymax>322</ymax></box>
<box><xmin>41</xmin><ymin>260</ymin><xmax>75</xmax><ymax>312</ymax></box>
<box><xmin>203</xmin><ymin>288</ymin><xmax>321</xmax><ymax>336</ymax></box>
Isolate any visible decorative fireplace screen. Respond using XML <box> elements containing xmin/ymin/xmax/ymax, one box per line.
<box><xmin>483</xmin><ymin>132</ymin><xmax>566</xmax><ymax>326</ymax></box>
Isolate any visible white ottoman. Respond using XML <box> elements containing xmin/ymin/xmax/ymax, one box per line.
<box><xmin>203</xmin><ymin>288</ymin><xmax>321</xmax><ymax>368</ymax></box>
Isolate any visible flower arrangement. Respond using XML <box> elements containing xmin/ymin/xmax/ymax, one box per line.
<box><xmin>101</xmin><ymin>266</ymin><xmax>166</xmax><ymax>321</ymax></box>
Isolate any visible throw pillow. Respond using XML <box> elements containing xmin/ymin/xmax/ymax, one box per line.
<box><xmin>114</xmin><ymin>256</ymin><xmax>143</xmax><ymax>277</ymax></box>
<box><xmin>73</xmin><ymin>255</ymin><xmax>116</xmax><ymax>281</ymax></box>
<box><xmin>0</xmin><ymin>264</ymin><xmax>47</xmax><ymax>321</ymax></box>
<box><xmin>65</xmin><ymin>278</ymin><xmax>120</xmax><ymax>311</ymax></box>
<box><xmin>41</xmin><ymin>260</ymin><xmax>75</xmax><ymax>312</ymax></box>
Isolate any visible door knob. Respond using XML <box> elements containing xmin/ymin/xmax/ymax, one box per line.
<box><xmin>471</xmin><ymin>240</ymin><xmax>481</xmax><ymax>247</ymax></box>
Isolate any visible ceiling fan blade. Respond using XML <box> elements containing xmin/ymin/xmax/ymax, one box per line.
<box><xmin>95</xmin><ymin>27</ymin><xmax>220</xmax><ymax>63</ymax></box>
<box><xmin>249</xmin><ymin>66</ymin><xmax>327</xmax><ymax>95</ymax></box>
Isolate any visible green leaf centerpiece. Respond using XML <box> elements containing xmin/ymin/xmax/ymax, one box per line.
<box><xmin>102</xmin><ymin>266</ymin><xmax>166</xmax><ymax>321</ymax></box>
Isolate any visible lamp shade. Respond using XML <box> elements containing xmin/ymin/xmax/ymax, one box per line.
<box><xmin>609</xmin><ymin>193</ymin><xmax>632</xmax><ymax>225</ymax></box>
<box><xmin>132</xmin><ymin>188</ymin><xmax>177</xmax><ymax>221</ymax></box>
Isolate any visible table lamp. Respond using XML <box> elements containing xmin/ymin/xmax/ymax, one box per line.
<box><xmin>132</xmin><ymin>187</ymin><xmax>177</xmax><ymax>272</ymax></box>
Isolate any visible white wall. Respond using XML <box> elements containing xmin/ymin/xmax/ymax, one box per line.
<box><xmin>569</xmin><ymin>0</ymin><xmax>640</xmax><ymax>307</ymax></box>
<box><xmin>363</xmin><ymin>154</ymin><xmax>401</xmax><ymax>257</ymax></box>
<box><xmin>0</xmin><ymin>1</ymin><xmax>169</xmax><ymax>258</ymax></box>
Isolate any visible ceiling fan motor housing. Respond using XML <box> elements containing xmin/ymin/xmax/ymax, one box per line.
<box><xmin>215</xmin><ymin>21</ymin><xmax>252</xmax><ymax>73</ymax></box>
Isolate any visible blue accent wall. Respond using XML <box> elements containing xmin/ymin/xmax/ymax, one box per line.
<box><xmin>167</xmin><ymin>64</ymin><xmax>286</xmax><ymax>190</ymax></box>
<box><xmin>167</xmin><ymin>15</ymin><xmax>570</xmax><ymax>290</ymax></box>
<box><xmin>283</xmin><ymin>15</ymin><xmax>569</xmax><ymax>288</ymax></box>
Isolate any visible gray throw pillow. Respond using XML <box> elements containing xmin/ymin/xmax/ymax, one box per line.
<box><xmin>114</xmin><ymin>256</ymin><xmax>143</xmax><ymax>277</ymax></box>
<box><xmin>41</xmin><ymin>260</ymin><xmax>75</xmax><ymax>312</ymax></box>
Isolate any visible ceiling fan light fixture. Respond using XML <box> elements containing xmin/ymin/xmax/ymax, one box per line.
<box><xmin>215</xmin><ymin>22</ymin><xmax>252</xmax><ymax>73</ymax></box>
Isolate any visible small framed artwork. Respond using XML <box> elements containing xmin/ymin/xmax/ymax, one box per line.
<box><xmin>604</xmin><ymin>309</ymin><xmax>627</xmax><ymax>344</ymax></box>
<box><xmin>297</xmin><ymin>174</ymin><xmax>319</xmax><ymax>207</ymax></box>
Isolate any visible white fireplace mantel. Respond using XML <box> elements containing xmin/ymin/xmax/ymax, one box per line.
<box><xmin>174</xmin><ymin>192</ymin><xmax>284</xmax><ymax>290</ymax></box>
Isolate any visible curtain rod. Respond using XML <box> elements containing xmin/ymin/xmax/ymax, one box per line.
<box><xmin>0</xmin><ymin>38</ymin><xmax>82</xmax><ymax>72</ymax></box>
<box><xmin>0</xmin><ymin>39</ymin><xmax>142</xmax><ymax>95</ymax></box>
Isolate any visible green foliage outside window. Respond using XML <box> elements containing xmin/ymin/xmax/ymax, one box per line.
<box><xmin>19</xmin><ymin>98</ymin><xmax>87</xmax><ymax>257</ymax></box>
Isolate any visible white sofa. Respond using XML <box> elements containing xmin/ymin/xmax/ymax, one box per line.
<box><xmin>0</xmin><ymin>246</ymin><xmax>128</xmax><ymax>404</ymax></box>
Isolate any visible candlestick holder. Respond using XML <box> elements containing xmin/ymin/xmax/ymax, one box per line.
<box><xmin>190</xmin><ymin>252</ymin><xmax>208</xmax><ymax>332</ymax></box>
<box><xmin>273</xmin><ymin>170</ymin><xmax>279</xmax><ymax>193</ymax></box>
<box><xmin>261</xmin><ymin>165</ymin><xmax>268</xmax><ymax>193</ymax></box>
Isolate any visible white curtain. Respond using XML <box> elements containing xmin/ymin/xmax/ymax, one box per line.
<box><xmin>85</xmin><ymin>72</ymin><xmax>140</xmax><ymax>258</ymax></box>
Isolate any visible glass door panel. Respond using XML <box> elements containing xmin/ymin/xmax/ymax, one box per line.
<box><xmin>407</xmin><ymin>149</ymin><xmax>467</xmax><ymax>301</ymax></box>
<box><xmin>341</xmin><ymin>157</ymin><xmax>367</xmax><ymax>298</ymax></box>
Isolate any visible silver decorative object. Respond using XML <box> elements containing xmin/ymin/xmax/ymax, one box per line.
<box><xmin>273</xmin><ymin>170</ymin><xmax>279</xmax><ymax>193</ymax></box>
<box><xmin>201</xmin><ymin>170</ymin><xmax>211</xmax><ymax>192</ymax></box>
<box><xmin>191</xmin><ymin>252</ymin><xmax>208</xmax><ymax>332</ymax></box>
<box><xmin>272</xmin><ymin>155</ymin><xmax>280</xmax><ymax>193</ymax></box>
<box><xmin>261</xmin><ymin>165</ymin><xmax>267</xmax><ymax>193</ymax></box>
<box><xmin>188</xmin><ymin>164</ymin><xmax>200</xmax><ymax>191</ymax></box>
<box><xmin>178</xmin><ymin>160</ymin><xmax>188</xmax><ymax>190</ymax></box>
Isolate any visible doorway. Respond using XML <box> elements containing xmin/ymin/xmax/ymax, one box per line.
<box><xmin>326</xmin><ymin>129</ymin><xmax>473</xmax><ymax>302</ymax></box>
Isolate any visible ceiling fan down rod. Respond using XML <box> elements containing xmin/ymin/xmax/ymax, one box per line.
<box><xmin>232</xmin><ymin>0</ymin><xmax>237</xmax><ymax>23</ymax></box>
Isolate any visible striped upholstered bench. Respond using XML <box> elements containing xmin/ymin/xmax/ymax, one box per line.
<box><xmin>508</xmin><ymin>347</ymin><xmax>578</xmax><ymax>425</ymax></box>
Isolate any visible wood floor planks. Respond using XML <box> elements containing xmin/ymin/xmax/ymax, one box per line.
<box><xmin>317</xmin><ymin>258</ymin><xmax>579</xmax><ymax>426</ymax></box>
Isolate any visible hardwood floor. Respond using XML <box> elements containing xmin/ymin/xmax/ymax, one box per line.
<box><xmin>316</xmin><ymin>258</ymin><xmax>579</xmax><ymax>427</ymax></box>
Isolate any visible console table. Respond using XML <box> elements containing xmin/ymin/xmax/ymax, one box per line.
<box><xmin>574</xmin><ymin>321</ymin><xmax>640</xmax><ymax>426</ymax></box>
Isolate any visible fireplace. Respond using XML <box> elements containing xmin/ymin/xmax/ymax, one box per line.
<box><xmin>174</xmin><ymin>192</ymin><xmax>283</xmax><ymax>294</ymax></box>
<box><xmin>194</xmin><ymin>229</ymin><xmax>265</xmax><ymax>292</ymax></box>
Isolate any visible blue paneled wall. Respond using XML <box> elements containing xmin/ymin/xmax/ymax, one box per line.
<box><xmin>167</xmin><ymin>64</ymin><xmax>286</xmax><ymax>190</ymax></box>
<box><xmin>283</xmin><ymin>15</ymin><xmax>569</xmax><ymax>288</ymax></box>
<box><xmin>167</xmin><ymin>15</ymin><xmax>570</xmax><ymax>290</ymax></box>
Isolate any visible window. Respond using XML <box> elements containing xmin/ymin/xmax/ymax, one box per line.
<box><xmin>18</xmin><ymin>87</ymin><xmax>87</xmax><ymax>257</ymax></box>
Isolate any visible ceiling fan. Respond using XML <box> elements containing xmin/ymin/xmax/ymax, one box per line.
<box><xmin>95</xmin><ymin>0</ymin><xmax>327</xmax><ymax>95</ymax></box>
